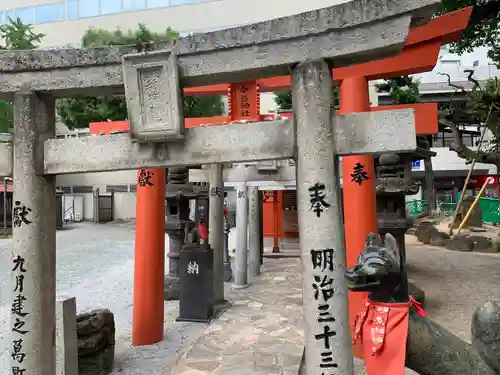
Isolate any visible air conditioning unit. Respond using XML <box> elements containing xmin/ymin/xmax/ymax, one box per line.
<box><xmin>257</xmin><ymin>160</ymin><xmax>278</xmax><ymax>172</ymax></box>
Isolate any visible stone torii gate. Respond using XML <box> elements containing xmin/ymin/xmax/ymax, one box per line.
<box><xmin>0</xmin><ymin>0</ymin><xmax>441</xmax><ymax>374</ymax></box>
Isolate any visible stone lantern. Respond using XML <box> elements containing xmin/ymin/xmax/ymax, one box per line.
<box><xmin>164</xmin><ymin>166</ymin><xmax>206</xmax><ymax>300</ymax></box>
<box><xmin>375</xmin><ymin>148</ymin><xmax>436</xmax><ymax>301</ymax></box>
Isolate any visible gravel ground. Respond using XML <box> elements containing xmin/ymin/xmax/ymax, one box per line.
<box><xmin>0</xmin><ymin>222</ymin><xmax>207</xmax><ymax>375</ymax></box>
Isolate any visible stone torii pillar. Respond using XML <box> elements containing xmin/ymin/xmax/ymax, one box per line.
<box><xmin>248</xmin><ymin>186</ymin><xmax>261</xmax><ymax>277</ymax></box>
<box><xmin>234</xmin><ymin>181</ymin><xmax>249</xmax><ymax>288</ymax></box>
<box><xmin>293</xmin><ymin>60</ymin><xmax>354</xmax><ymax>372</ymax></box>
<box><xmin>208</xmin><ymin>164</ymin><xmax>225</xmax><ymax>303</ymax></box>
<box><xmin>12</xmin><ymin>92</ymin><xmax>57</xmax><ymax>375</ymax></box>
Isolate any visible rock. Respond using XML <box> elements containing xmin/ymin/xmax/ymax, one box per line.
<box><xmin>446</xmin><ymin>235</ymin><xmax>474</xmax><ymax>252</ymax></box>
<box><xmin>430</xmin><ymin>231</ymin><xmax>450</xmax><ymax>247</ymax></box>
<box><xmin>470</xmin><ymin>227</ymin><xmax>487</xmax><ymax>233</ymax></box>
<box><xmin>77</xmin><ymin>309</ymin><xmax>115</xmax><ymax>375</ymax></box>
<box><xmin>469</xmin><ymin>236</ymin><xmax>495</xmax><ymax>253</ymax></box>
<box><xmin>472</xmin><ymin>301</ymin><xmax>500</xmax><ymax>369</ymax></box>
<box><xmin>415</xmin><ymin>221</ymin><xmax>434</xmax><ymax>238</ymax></box>
<box><xmin>408</xmin><ymin>282</ymin><xmax>426</xmax><ymax>307</ymax></box>
<box><xmin>418</xmin><ymin>226</ymin><xmax>439</xmax><ymax>244</ymax></box>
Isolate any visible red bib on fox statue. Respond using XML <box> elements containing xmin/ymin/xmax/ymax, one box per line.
<box><xmin>352</xmin><ymin>296</ymin><xmax>427</xmax><ymax>375</ymax></box>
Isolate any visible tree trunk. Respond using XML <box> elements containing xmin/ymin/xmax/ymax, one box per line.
<box><xmin>423</xmin><ymin>157</ymin><xmax>437</xmax><ymax>214</ymax></box>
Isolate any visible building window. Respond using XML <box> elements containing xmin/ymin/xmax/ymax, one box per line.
<box><xmin>79</xmin><ymin>0</ymin><xmax>100</xmax><ymax>18</ymax></box>
<box><xmin>67</xmin><ymin>0</ymin><xmax>78</xmax><ymax>20</ymax></box>
<box><xmin>101</xmin><ymin>0</ymin><xmax>122</xmax><ymax>14</ymax></box>
<box><xmin>170</xmin><ymin>0</ymin><xmax>199</xmax><ymax>5</ymax></box>
<box><xmin>35</xmin><ymin>2</ymin><xmax>64</xmax><ymax>24</ymax></box>
<box><xmin>123</xmin><ymin>0</ymin><xmax>146</xmax><ymax>11</ymax></box>
<box><xmin>147</xmin><ymin>0</ymin><xmax>170</xmax><ymax>8</ymax></box>
<box><xmin>16</xmin><ymin>7</ymin><xmax>34</xmax><ymax>24</ymax></box>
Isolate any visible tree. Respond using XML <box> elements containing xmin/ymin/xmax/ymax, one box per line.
<box><xmin>437</xmin><ymin>0</ymin><xmax>500</xmax><ymax>66</ymax></box>
<box><xmin>273</xmin><ymin>86</ymin><xmax>340</xmax><ymax>111</ymax></box>
<box><xmin>0</xmin><ymin>18</ymin><xmax>45</xmax><ymax>133</ymax></box>
<box><xmin>376</xmin><ymin>76</ymin><xmax>437</xmax><ymax>212</ymax></box>
<box><xmin>56</xmin><ymin>24</ymin><xmax>224</xmax><ymax>129</ymax></box>
<box><xmin>439</xmin><ymin>71</ymin><xmax>500</xmax><ymax>198</ymax></box>
<box><xmin>440</xmin><ymin>72</ymin><xmax>500</xmax><ymax>165</ymax></box>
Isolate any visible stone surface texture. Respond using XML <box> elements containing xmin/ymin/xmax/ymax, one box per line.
<box><xmin>248</xmin><ymin>186</ymin><xmax>261</xmax><ymax>277</ymax></box>
<box><xmin>234</xmin><ymin>182</ymin><xmax>248</xmax><ymax>288</ymax></box>
<box><xmin>293</xmin><ymin>60</ymin><xmax>352</xmax><ymax>374</ymax></box>
<box><xmin>208</xmin><ymin>164</ymin><xmax>225</xmax><ymax>303</ymax></box>
<box><xmin>76</xmin><ymin>309</ymin><xmax>115</xmax><ymax>375</ymax></box>
<box><xmin>55</xmin><ymin>297</ymin><xmax>78</xmax><ymax>375</ymax></box>
<box><xmin>11</xmin><ymin>93</ymin><xmax>57</xmax><ymax>375</ymax></box>
<box><xmin>29</xmin><ymin>110</ymin><xmax>418</xmax><ymax>178</ymax></box>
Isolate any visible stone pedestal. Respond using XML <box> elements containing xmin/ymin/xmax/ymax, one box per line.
<box><xmin>164</xmin><ymin>167</ymin><xmax>199</xmax><ymax>301</ymax></box>
<box><xmin>165</xmin><ymin>232</ymin><xmax>184</xmax><ymax>300</ymax></box>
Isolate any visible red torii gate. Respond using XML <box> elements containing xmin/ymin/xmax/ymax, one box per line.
<box><xmin>90</xmin><ymin>6</ymin><xmax>472</xmax><ymax>348</ymax></box>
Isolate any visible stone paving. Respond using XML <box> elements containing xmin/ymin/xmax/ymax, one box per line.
<box><xmin>168</xmin><ymin>259</ymin><xmax>304</xmax><ymax>375</ymax></box>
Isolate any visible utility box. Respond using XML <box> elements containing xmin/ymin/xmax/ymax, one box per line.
<box><xmin>177</xmin><ymin>243</ymin><xmax>214</xmax><ymax>323</ymax></box>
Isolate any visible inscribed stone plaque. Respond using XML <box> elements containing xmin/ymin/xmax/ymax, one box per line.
<box><xmin>122</xmin><ymin>51</ymin><xmax>184</xmax><ymax>142</ymax></box>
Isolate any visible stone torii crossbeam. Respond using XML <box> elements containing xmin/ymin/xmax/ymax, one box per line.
<box><xmin>0</xmin><ymin>0</ymin><xmax>442</xmax><ymax>374</ymax></box>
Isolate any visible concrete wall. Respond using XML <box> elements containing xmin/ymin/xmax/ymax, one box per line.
<box><xmin>113</xmin><ymin>192</ymin><xmax>136</xmax><ymax>220</ymax></box>
<box><xmin>56</xmin><ymin>170</ymin><xmax>137</xmax><ymax>188</ymax></box>
<box><xmin>62</xmin><ymin>191</ymin><xmax>136</xmax><ymax>221</ymax></box>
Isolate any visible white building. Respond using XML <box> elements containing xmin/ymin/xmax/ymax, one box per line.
<box><xmin>1</xmin><ymin>0</ymin><xmax>498</xmax><ymax>219</ymax></box>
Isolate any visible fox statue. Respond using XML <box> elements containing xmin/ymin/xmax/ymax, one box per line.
<box><xmin>345</xmin><ymin>232</ymin><xmax>500</xmax><ymax>375</ymax></box>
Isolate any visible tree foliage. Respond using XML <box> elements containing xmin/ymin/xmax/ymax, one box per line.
<box><xmin>0</xmin><ymin>18</ymin><xmax>45</xmax><ymax>133</ymax></box>
<box><xmin>437</xmin><ymin>0</ymin><xmax>500</xmax><ymax>66</ymax></box>
<box><xmin>273</xmin><ymin>86</ymin><xmax>340</xmax><ymax>111</ymax></box>
<box><xmin>57</xmin><ymin>24</ymin><xmax>224</xmax><ymax>129</ymax></box>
